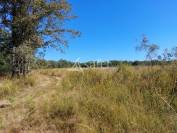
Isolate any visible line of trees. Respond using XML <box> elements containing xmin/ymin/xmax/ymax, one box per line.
<box><xmin>30</xmin><ymin>59</ymin><xmax>176</xmax><ymax>69</ymax></box>
<box><xmin>1</xmin><ymin>56</ymin><xmax>176</xmax><ymax>74</ymax></box>
<box><xmin>33</xmin><ymin>36</ymin><xmax>177</xmax><ymax>69</ymax></box>
<box><xmin>32</xmin><ymin>35</ymin><xmax>177</xmax><ymax>69</ymax></box>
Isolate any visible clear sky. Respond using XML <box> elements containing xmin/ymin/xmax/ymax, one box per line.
<box><xmin>44</xmin><ymin>0</ymin><xmax>177</xmax><ymax>62</ymax></box>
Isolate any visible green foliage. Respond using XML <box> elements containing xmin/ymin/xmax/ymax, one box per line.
<box><xmin>0</xmin><ymin>0</ymin><xmax>79</xmax><ymax>76</ymax></box>
<box><xmin>35</xmin><ymin>59</ymin><xmax>74</xmax><ymax>69</ymax></box>
<box><xmin>33</xmin><ymin>58</ymin><xmax>176</xmax><ymax>69</ymax></box>
<box><xmin>0</xmin><ymin>53</ymin><xmax>10</xmax><ymax>75</ymax></box>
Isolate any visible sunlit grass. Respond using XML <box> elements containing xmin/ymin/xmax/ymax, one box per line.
<box><xmin>0</xmin><ymin>73</ymin><xmax>38</xmax><ymax>99</ymax></box>
<box><xmin>21</xmin><ymin>65</ymin><xmax>177</xmax><ymax>132</ymax></box>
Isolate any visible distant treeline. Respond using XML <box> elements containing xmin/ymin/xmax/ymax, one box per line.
<box><xmin>0</xmin><ymin>55</ymin><xmax>176</xmax><ymax>75</ymax></box>
<box><xmin>34</xmin><ymin>59</ymin><xmax>176</xmax><ymax>69</ymax></box>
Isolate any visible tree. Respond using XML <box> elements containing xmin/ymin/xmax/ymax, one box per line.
<box><xmin>136</xmin><ymin>35</ymin><xmax>159</xmax><ymax>63</ymax></box>
<box><xmin>0</xmin><ymin>53</ymin><xmax>10</xmax><ymax>75</ymax></box>
<box><xmin>172</xmin><ymin>47</ymin><xmax>177</xmax><ymax>59</ymax></box>
<box><xmin>0</xmin><ymin>0</ymin><xmax>79</xmax><ymax>77</ymax></box>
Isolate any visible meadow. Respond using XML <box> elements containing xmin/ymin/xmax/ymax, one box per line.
<box><xmin>0</xmin><ymin>65</ymin><xmax>177</xmax><ymax>133</ymax></box>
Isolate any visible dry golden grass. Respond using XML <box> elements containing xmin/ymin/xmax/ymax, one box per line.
<box><xmin>0</xmin><ymin>65</ymin><xmax>177</xmax><ymax>132</ymax></box>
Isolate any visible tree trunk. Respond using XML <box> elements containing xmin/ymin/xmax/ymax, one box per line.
<box><xmin>11</xmin><ymin>48</ymin><xmax>30</xmax><ymax>78</ymax></box>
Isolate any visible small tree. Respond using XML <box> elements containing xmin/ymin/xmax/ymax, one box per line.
<box><xmin>172</xmin><ymin>47</ymin><xmax>177</xmax><ymax>59</ymax></box>
<box><xmin>136</xmin><ymin>35</ymin><xmax>159</xmax><ymax>65</ymax></box>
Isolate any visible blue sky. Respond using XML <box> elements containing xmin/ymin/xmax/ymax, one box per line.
<box><xmin>44</xmin><ymin>0</ymin><xmax>177</xmax><ymax>62</ymax></box>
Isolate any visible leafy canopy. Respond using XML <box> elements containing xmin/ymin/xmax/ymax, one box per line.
<box><xmin>0</xmin><ymin>0</ymin><xmax>79</xmax><ymax>54</ymax></box>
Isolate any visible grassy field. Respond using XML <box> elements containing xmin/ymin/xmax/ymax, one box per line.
<box><xmin>0</xmin><ymin>65</ymin><xmax>177</xmax><ymax>133</ymax></box>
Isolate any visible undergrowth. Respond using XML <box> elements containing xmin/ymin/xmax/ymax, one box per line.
<box><xmin>21</xmin><ymin>65</ymin><xmax>177</xmax><ymax>132</ymax></box>
<box><xmin>0</xmin><ymin>73</ymin><xmax>37</xmax><ymax>99</ymax></box>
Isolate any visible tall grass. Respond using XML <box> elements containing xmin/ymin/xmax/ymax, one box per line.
<box><xmin>0</xmin><ymin>80</ymin><xmax>19</xmax><ymax>99</ymax></box>
<box><xmin>23</xmin><ymin>65</ymin><xmax>177</xmax><ymax>132</ymax></box>
<box><xmin>0</xmin><ymin>73</ymin><xmax>37</xmax><ymax>99</ymax></box>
